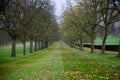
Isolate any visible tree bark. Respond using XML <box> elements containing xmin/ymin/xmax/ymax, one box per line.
<box><xmin>79</xmin><ymin>36</ymin><xmax>83</xmax><ymax>51</ymax></box>
<box><xmin>40</xmin><ymin>42</ymin><xmax>42</xmax><ymax>50</ymax></box>
<box><xmin>34</xmin><ymin>41</ymin><xmax>37</xmax><ymax>51</ymax></box>
<box><xmin>11</xmin><ymin>39</ymin><xmax>16</xmax><ymax>57</ymax></box>
<box><xmin>48</xmin><ymin>42</ymin><xmax>49</xmax><ymax>47</ymax></box>
<box><xmin>23</xmin><ymin>42</ymin><xmax>26</xmax><ymax>56</ymax></box>
<box><xmin>41</xmin><ymin>42</ymin><xmax>44</xmax><ymax>49</ymax></box>
<box><xmin>73</xmin><ymin>40</ymin><xmax>75</xmax><ymax>48</ymax></box>
<box><xmin>30</xmin><ymin>36</ymin><xmax>33</xmax><ymax>53</ymax></box>
<box><xmin>101</xmin><ymin>31</ymin><xmax>107</xmax><ymax>53</ymax></box>
<box><xmin>91</xmin><ymin>34</ymin><xmax>94</xmax><ymax>53</ymax></box>
<box><xmin>118</xmin><ymin>39</ymin><xmax>120</xmax><ymax>56</ymax></box>
<box><xmin>44</xmin><ymin>41</ymin><xmax>48</xmax><ymax>48</ymax></box>
<box><xmin>38</xmin><ymin>41</ymin><xmax>41</xmax><ymax>50</ymax></box>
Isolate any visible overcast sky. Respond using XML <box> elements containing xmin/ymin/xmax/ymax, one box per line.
<box><xmin>51</xmin><ymin>0</ymin><xmax>77</xmax><ymax>23</ymax></box>
<box><xmin>51</xmin><ymin>0</ymin><xmax>67</xmax><ymax>23</ymax></box>
<box><xmin>52</xmin><ymin>0</ymin><xmax>67</xmax><ymax>16</ymax></box>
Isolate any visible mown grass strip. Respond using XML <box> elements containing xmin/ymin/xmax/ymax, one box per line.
<box><xmin>0</xmin><ymin>41</ymin><xmax>120</xmax><ymax>80</ymax></box>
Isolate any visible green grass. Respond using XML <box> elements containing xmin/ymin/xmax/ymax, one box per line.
<box><xmin>94</xmin><ymin>36</ymin><xmax>119</xmax><ymax>45</ymax></box>
<box><xmin>0</xmin><ymin>41</ymin><xmax>120</xmax><ymax>80</ymax></box>
<box><xmin>83</xmin><ymin>36</ymin><xmax>119</xmax><ymax>45</ymax></box>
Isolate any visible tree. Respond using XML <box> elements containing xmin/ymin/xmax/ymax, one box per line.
<box><xmin>0</xmin><ymin>0</ymin><xmax>58</xmax><ymax>57</ymax></box>
<box><xmin>61</xmin><ymin>6</ymin><xmax>86</xmax><ymax>50</ymax></box>
<box><xmin>112</xmin><ymin>0</ymin><xmax>120</xmax><ymax>14</ymax></box>
<box><xmin>98</xmin><ymin>0</ymin><xmax>120</xmax><ymax>53</ymax></box>
<box><xmin>20</xmin><ymin>0</ymin><xmax>51</xmax><ymax>54</ymax></box>
<box><xmin>62</xmin><ymin>0</ymin><xmax>101</xmax><ymax>52</ymax></box>
<box><xmin>0</xmin><ymin>0</ymin><xmax>25</xmax><ymax>57</ymax></box>
<box><xmin>77</xmin><ymin>0</ymin><xmax>103</xmax><ymax>52</ymax></box>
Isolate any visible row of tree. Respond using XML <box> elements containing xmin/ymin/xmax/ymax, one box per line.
<box><xmin>61</xmin><ymin>0</ymin><xmax>120</xmax><ymax>54</ymax></box>
<box><xmin>0</xmin><ymin>0</ymin><xmax>60</xmax><ymax>57</ymax></box>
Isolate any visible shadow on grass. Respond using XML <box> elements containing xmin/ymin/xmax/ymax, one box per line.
<box><xmin>107</xmin><ymin>55</ymin><xmax>120</xmax><ymax>61</ymax></box>
<box><xmin>100</xmin><ymin>52</ymin><xmax>108</xmax><ymax>55</ymax></box>
<box><xmin>89</xmin><ymin>51</ymin><xmax>97</xmax><ymax>54</ymax></box>
<box><xmin>115</xmin><ymin>55</ymin><xmax>120</xmax><ymax>58</ymax></box>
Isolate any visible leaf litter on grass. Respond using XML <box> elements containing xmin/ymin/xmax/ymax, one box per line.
<box><xmin>0</xmin><ymin>42</ymin><xmax>120</xmax><ymax>80</ymax></box>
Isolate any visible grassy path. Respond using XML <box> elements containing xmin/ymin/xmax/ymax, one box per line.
<box><xmin>0</xmin><ymin>42</ymin><xmax>120</xmax><ymax>80</ymax></box>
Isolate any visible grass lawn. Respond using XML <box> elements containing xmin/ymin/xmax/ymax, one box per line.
<box><xmin>0</xmin><ymin>41</ymin><xmax>120</xmax><ymax>80</ymax></box>
<box><xmin>94</xmin><ymin>36</ymin><xmax>119</xmax><ymax>45</ymax></box>
<box><xmin>83</xmin><ymin>36</ymin><xmax>119</xmax><ymax>46</ymax></box>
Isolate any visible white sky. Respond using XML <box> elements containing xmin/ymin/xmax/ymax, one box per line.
<box><xmin>51</xmin><ymin>0</ymin><xmax>77</xmax><ymax>23</ymax></box>
<box><xmin>51</xmin><ymin>0</ymin><xmax>67</xmax><ymax>22</ymax></box>
<box><xmin>53</xmin><ymin>0</ymin><xmax>67</xmax><ymax>16</ymax></box>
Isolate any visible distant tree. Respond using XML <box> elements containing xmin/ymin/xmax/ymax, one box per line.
<box><xmin>61</xmin><ymin>6</ymin><xmax>85</xmax><ymax>49</ymax></box>
<box><xmin>98</xmin><ymin>0</ymin><xmax>120</xmax><ymax>53</ymax></box>
<box><xmin>20</xmin><ymin>0</ymin><xmax>51</xmax><ymax>54</ymax></box>
<box><xmin>0</xmin><ymin>0</ymin><xmax>58</xmax><ymax>57</ymax></box>
<box><xmin>0</xmin><ymin>31</ymin><xmax>11</xmax><ymax>46</ymax></box>
<box><xmin>78</xmin><ymin>0</ymin><xmax>103</xmax><ymax>52</ymax></box>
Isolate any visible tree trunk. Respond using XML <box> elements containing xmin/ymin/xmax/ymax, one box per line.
<box><xmin>91</xmin><ymin>35</ymin><xmax>94</xmax><ymax>53</ymax></box>
<box><xmin>34</xmin><ymin>41</ymin><xmax>37</xmax><ymax>51</ymax></box>
<box><xmin>30</xmin><ymin>37</ymin><xmax>33</xmax><ymax>53</ymax></box>
<box><xmin>41</xmin><ymin>42</ymin><xmax>44</xmax><ymax>49</ymax></box>
<box><xmin>23</xmin><ymin>42</ymin><xmax>26</xmax><ymax>56</ymax></box>
<box><xmin>38</xmin><ymin>41</ymin><xmax>41</xmax><ymax>50</ymax></box>
<box><xmin>101</xmin><ymin>32</ymin><xmax>107</xmax><ymax>53</ymax></box>
<box><xmin>45</xmin><ymin>41</ymin><xmax>48</xmax><ymax>48</ymax></box>
<box><xmin>48</xmin><ymin>42</ymin><xmax>49</xmax><ymax>47</ymax></box>
<box><xmin>11</xmin><ymin>39</ymin><xmax>16</xmax><ymax>57</ymax></box>
<box><xmin>79</xmin><ymin>36</ymin><xmax>83</xmax><ymax>50</ymax></box>
<box><xmin>40</xmin><ymin>42</ymin><xmax>42</xmax><ymax>50</ymax></box>
<box><xmin>118</xmin><ymin>39</ymin><xmax>120</xmax><ymax>56</ymax></box>
<box><xmin>73</xmin><ymin>40</ymin><xmax>75</xmax><ymax>48</ymax></box>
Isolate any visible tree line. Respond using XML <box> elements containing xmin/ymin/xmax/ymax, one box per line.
<box><xmin>0</xmin><ymin>0</ymin><xmax>60</xmax><ymax>57</ymax></box>
<box><xmin>61</xmin><ymin>0</ymin><xmax>120</xmax><ymax>54</ymax></box>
